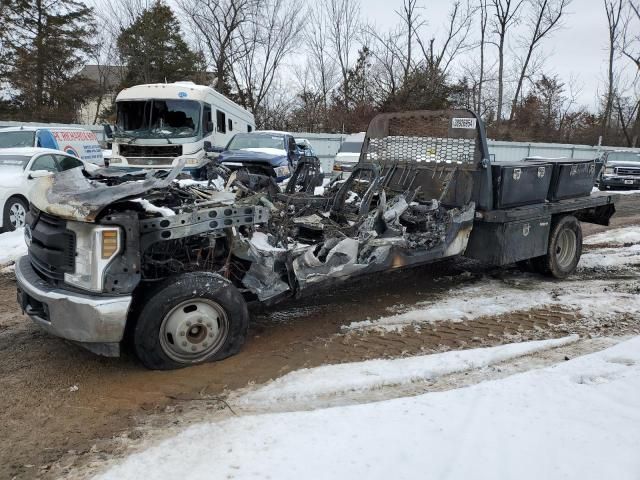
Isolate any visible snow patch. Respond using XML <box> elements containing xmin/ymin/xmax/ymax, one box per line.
<box><xmin>346</xmin><ymin>277</ymin><xmax>640</xmax><ymax>331</ymax></box>
<box><xmin>131</xmin><ymin>198</ymin><xmax>176</xmax><ymax>217</ymax></box>
<box><xmin>249</xmin><ymin>232</ymin><xmax>286</xmax><ymax>252</ymax></box>
<box><xmin>579</xmin><ymin>244</ymin><xmax>640</xmax><ymax>270</ymax></box>
<box><xmin>240</xmin><ymin>335</ymin><xmax>578</xmax><ymax>404</ymax></box>
<box><xmin>176</xmin><ymin>177</ymin><xmax>225</xmax><ymax>191</ymax></box>
<box><xmin>584</xmin><ymin>225</ymin><xmax>640</xmax><ymax>245</ymax></box>
<box><xmin>0</xmin><ymin>228</ymin><xmax>27</xmax><ymax>267</ymax></box>
<box><xmin>94</xmin><ymin>336</ymin><xmax>640</xmax><ymax>480</ymax></box>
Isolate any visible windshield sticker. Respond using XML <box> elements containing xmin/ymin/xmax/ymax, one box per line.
<box><xmin>451</xmin><ymin>118</ymin><xmax>477</xmax><ymax>129</ymax></box>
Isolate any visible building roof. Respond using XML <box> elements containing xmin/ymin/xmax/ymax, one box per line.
<box><xmin>80</xmin><ymin>65</ymin><xmax>124</xmax><ymax>90</ymax></box>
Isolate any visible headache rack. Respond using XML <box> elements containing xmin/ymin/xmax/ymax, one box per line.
<box><xmin>358</xmin><ymin>109</ymin><xmax>493</xmax><ymax>210</ymax></box>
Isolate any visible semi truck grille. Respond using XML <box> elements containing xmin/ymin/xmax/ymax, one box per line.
<box><xmin>27</xmin><ymin>209</ymin><xmax>76</xmax><ymax>282</ymax></box>
<box><xmin>616</xmin><ymin>167</ymin><xmax>640</xmax><ymax>176</ymax></box>
<box><xmin>126</xmin><ymin>157</ymin><xmax>176</xmax><ymax>166</ymax></box>
<box><xmin>119</xmin><ymin>144</ymin><xmax>182</xmax><ymax>158</ymax></box>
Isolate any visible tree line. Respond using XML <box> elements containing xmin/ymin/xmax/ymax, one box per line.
<box><xmin>0</xmin><ymin>0</ymin><xmax>638</xmax><ymax>147</ymax></box>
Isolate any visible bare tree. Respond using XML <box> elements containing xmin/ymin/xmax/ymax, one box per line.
<box><xmin>178</xmin><ymin>0</ymin><xmax>256</xmax><ymax>94</ymax></box>
<box><xmin>305</xmin><ymin>2</ymin><xmax>339</xmax><ymax>112</ymax></box>
<box><xmin>477</xmin><ymin>0</ymin><xmax>489</xmax><ymax>113</ymax></box>
<box><xmin>509</xmin><ymin>0</ymin><xmax>571</xmax><ymax>120</ymax></box>
<box><xmin>231</xmin><ymin>0</ymin><xmax>305</xmax><ymax>116</ymax></box>
<box><xmin>621</xmin><ymin>0</ymin><xmax>640</xmax><ymax>72</ymax></box>
<box><xmin>324</xmin><ymin>0</ymin><xmax>361</xmax><ymax>106</ymax></box>
<box><xmin>415</xmin><ymin>0</ymin><xmax>475</xmax><ymax>76</ymax></box>
<box><xmin>363</xmin><ymin>0</ymin><xmax>423</xmax><ymax>104</ymax></box>
<box><xmin>603</xmin><ymin>0</ymin><xmax>625</xmax><ymax>136</ymax></box>
<box><xmin>489</xmin><ymin>0</ymin><xmax>525</xmax><ymax>123</ymax></box>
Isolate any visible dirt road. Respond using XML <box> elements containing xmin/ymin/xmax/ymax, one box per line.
<box><xmin>1</xmin><ymin>193</ymin><xmax>638</xmax><ymax>479</ymax></box>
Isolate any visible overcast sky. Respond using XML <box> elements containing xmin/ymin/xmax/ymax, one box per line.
<box><xmin>360</xmin><ymin>0</ymin><xmax>627</xmax><ymax>110</ymax></box>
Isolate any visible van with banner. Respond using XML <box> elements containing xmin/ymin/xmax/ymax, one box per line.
<box><xmin>0</xmin><ymin>126</ymin><xmax>104</xmax><ymax>165</ymax></box>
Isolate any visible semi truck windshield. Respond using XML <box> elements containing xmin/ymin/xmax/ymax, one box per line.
<box><xmin>116</xmin><ymin>99</ymin><xmax>201</xmax><ymax>138</ymax></box>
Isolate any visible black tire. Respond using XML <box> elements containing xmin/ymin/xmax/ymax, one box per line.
<box><xmin>531</xmin><ymin>215</ymin><xmax>582</xmax><ymax>279</ymax></box>
<box><xmin>598</xmin><ymin>185</ymin><xmax>608</xmax><ymax>191</ymax></box>
<box><xmin>131</xmin><ymin>272</ymin><xmax>249</xmax><ymax>370</ymax></box>
<box><xmin>2</xmin><ymin>196</ymin><xmax>28</xmax><ymax>232</ymax></box>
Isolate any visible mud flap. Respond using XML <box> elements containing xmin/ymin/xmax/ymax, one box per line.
<box><xmin>575</xmin><ymin>204</ymin><xmax>616</xmax><ymax>227</ymax></box>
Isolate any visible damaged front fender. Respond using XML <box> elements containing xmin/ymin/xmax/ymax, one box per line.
<box><xmin>29</xmin><ymin>159</ymin><xmax>186</xmax><ymax>222</ymax></box>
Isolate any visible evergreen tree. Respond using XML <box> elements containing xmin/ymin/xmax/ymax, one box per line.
<box><xmin>117</xmin><ymin>1</ymin><xmax>206</xmax><ymax>87</ymax></box>
<box><xmin>2</xmin><ymin>0</ymin><xmax>96</xmax><ymax>122</ymax></box>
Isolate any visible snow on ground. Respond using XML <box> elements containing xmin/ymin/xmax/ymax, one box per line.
<box><xmin>346</xmin><ymin>275</ymin><xmax>640</xmax><ymax>331</ymax></box>
<box><xmin>591</xmin><ymin>186</ymin><xmax>640</xmax><ymax>195</ymax></box>
<box><xmin>0</xmin><ymin>228</ymin><xmax>27</xmax><ymax>270</ymax></box>
<box><xmin>579</xmin><ymin>244</ymin><xmax>640</xmax><ymax>269</ymax></box>
<box><xmin>240</xmin><ymin>335</ymin><xmax>578</xmax><ymax>404</ymax></box>
<box><xmin>95</xmin><ymin>336</ymin><xmax>640</xmax><ymax>480</ymax></box>
<box><xmin>584</xmin><ymin>225</ymin><xmax>640</xmax><ymax>245</ymax></box>
<box><xmin>347</xmin><ymin>230</ymin><xmax>640</xmax><ymax>331</ymax></box>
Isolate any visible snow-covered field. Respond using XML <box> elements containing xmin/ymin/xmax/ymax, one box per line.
<box><xmin>95</xmin><ymin>336</ymin><xmax>640</xmax><ymax>480</ymax></box>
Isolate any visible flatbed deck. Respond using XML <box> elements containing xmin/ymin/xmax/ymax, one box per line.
<box><xmin>475</xmin><ymin>193</ymin><xmax>618</xmax><ymax>223</ymax></box>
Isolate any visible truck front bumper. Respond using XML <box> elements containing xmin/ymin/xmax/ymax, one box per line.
<box><xmin>15</xmin><ymin>256</ymin><xmax>132</xmax><ymax>356</ymax></box>
<box><xmin>599</xmin><ymin>175</ymin><xmax>640</xmax><ymax>189</ymax></box>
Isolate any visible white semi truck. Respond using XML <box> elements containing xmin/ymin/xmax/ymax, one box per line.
<box><xmin>108</xmin><ymin>82</ymin><xmax>255</xmax><ymax>177</ymax></box>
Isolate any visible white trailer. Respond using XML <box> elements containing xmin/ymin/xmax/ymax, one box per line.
<box><xmin>108</xmin><ymin>82</ymin><xmax>255</xmax><ymax>176</ymax></box>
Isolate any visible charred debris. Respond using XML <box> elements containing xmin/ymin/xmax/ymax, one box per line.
<box><xmin>65</xmin><ymin>156</ymin><xmax>474</xmax><ymax>302</ymax></box>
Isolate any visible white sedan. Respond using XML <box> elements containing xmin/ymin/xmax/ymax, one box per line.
<box><xmin>0</xmin><ymin>147</ymin><xmax>87</xmax><ymax>232</ymax></box>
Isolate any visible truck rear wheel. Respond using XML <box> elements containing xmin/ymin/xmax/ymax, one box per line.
<box><xmin>531</xmin><ymin>215</ymin><xmax>582</xmax><ymax>279</ymax></box>
<box><xmin>132</xmin><ymin>272</ymin><xmax>249</xmax><ymax>370</ymax></box>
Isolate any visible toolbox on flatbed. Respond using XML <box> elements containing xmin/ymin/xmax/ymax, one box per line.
<box><xmin>526</xmin><ymin>157</ymin><xmax>597</xmax><ymax>201</ymax></box>
<box><xmin>491</xmin><ymin>162</ymin><xmax>552</xmax><ymax>208</ymax></box>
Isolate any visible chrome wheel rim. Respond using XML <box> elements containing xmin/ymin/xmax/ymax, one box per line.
<box><xmin>9</xmin><ymin>202</ymin><xmax>26</xmax><ymax>228</ymax></box>
<box><xmin>159</xmin><ymin>299</ymin><xmax>229</xmax><ymax>363</ymax></box>
<box><xmin>555</xmin><ymin>229</ymin><xmax>577</xmax><ymax>269</ymax></box>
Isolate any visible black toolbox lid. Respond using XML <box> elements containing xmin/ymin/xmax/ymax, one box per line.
<box><xmin>524</xmin><ymin>156</ymin><xmax>595</xmax><ymax>164</ymax></box>
<box><xmin>492</xmin><ymin>161</ymin><xmax>552</xmax><ymax>168</ymax></box>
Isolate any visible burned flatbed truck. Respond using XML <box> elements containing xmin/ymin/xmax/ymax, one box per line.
<box><xmin>15</xmin><ymin>110</ymin><xmax>617</xmax><ymax>369</ymax></box>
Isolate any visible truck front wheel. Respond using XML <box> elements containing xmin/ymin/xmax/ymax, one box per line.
<box><xmin>132</xmin><ymin>272</ymin><xmax>249</xmax><ymax>370</ymax></box>
<box><xmin>531</xmin><ymin>215</ymin><xmax>582</xmax><ymax>279</ymax></box>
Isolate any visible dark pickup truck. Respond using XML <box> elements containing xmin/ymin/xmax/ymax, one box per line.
<box><xmin>16</xmin><ymin>109</ymin><xmax>616</xmax><ymax>369</ymax></box>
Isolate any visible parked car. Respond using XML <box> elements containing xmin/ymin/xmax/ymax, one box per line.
<box><xmin>0</xmin><ymin>126</ymin><xmax>104</xmax><ymax>165</ymax></box>
<box><xmin>0</xmin><ymin>148</ymin><xmax>88</xmax><ymax>232</ymax></box>
<box><xmin>219</xmin><ymin>131</ymin><xmax>301</xmax><ymax>181</ymax></box>
<box><xmin>597</xmin><ymin>150</ymin><xmax>640</xmax><ymax>190</ymax></box>
<box><xmin>333</xmin><ymin>132</ymin><xmax>365</xmax><ymax>176</ymax></box>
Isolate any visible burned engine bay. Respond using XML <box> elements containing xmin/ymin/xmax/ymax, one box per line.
<box><xmin>30</xmin><ymin>156</ymin><xmax>475</xmax><ymax>303</ymax></box>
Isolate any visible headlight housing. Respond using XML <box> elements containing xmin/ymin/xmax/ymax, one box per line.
<box><xmin>64</xmin><ymin>224</ymin><xmax>122</xmax><ymax>292</ymax></box>
<box><xmin>604</xmin><ymin>166</ymin><xmax>615</xmax><ymax>175</ymax></box>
